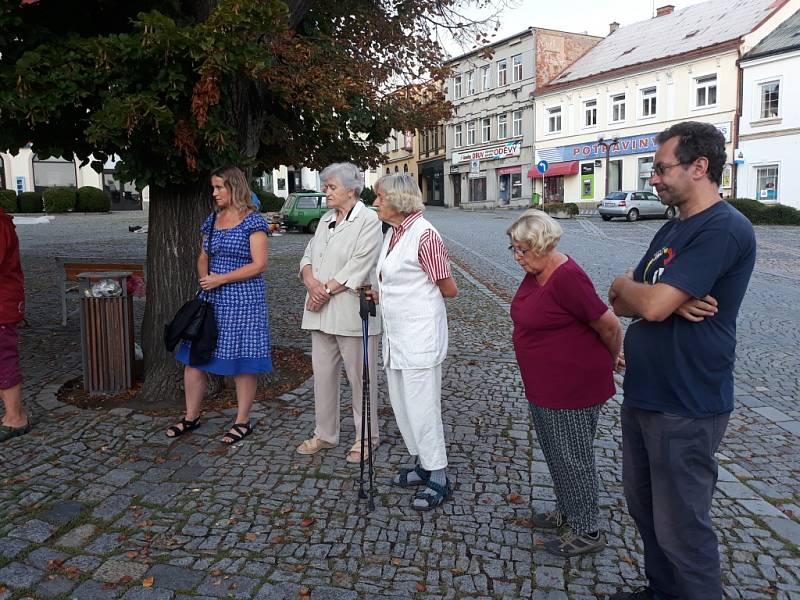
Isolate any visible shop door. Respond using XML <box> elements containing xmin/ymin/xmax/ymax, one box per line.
<box><xmin>543</xmin><ymin>176</ymin><xmax>564</xmax><ymax>204</ymax></box>
<box><xmin>451</xmin><ymin>174</ymin><xmax>461</xmax><ymax>207</ymax></box>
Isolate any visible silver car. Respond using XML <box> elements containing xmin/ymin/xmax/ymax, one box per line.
<box><xmin>598</xmin><ymin>191</ymin><xmax>677</xmax><ymax>222</ymax></box>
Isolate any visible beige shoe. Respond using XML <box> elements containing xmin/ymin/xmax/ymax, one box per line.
<box><xmin>296</xmin><ymin>436</ymin><xmax>337</xmax><ymax>455</ymax></box>
<box><xmin>345</xmin><ymin>440</ymin><xmax>378</xmax><ymax>463</ymax></box>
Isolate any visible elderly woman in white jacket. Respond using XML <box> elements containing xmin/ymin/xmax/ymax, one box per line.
<box><xmin>296</xmin><ymin>163</ymin><xmax>383</xmax><ymax>463</ymax></box>
<box><xmin>370</xmin><ymin>173</ymin><xmax>458</xmax><ymax>511</ymax></box>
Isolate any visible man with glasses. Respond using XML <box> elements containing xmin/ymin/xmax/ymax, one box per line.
<box><xmin>607</xmin><ymin>121</ymin><xmax>755</xmax><ymax>600</ymax></box>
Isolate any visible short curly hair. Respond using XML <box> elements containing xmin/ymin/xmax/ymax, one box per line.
<box><xmin>506</xmin><ymin>209</ymin><xmax>562</xmax><ymax>256</ymax></box>
<box><xmin>320</xmin><ymin>163</ymin><xmax>364</xmax><ymax>197</ymax></box>
<box><xmin>374</xmin><ymin>173</ymin><xmax>424</xmax><ymax>215</ymax></box>
<box><xmin>655</xmin><ymin>121</ymin><xmax>726</xmax><ymax>186</ymax></box>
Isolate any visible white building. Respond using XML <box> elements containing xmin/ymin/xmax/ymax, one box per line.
<box><xmin>443</xmin><ymin>28</ymin><xmax>600</xmax><ymax>208</ymax></box>
<box><xmin>737</xmin><ymin>9</ymin><xmax>800</xmax><ymax>209</ymax></box>
<box><xmin>532</xmin><ymin>0</ymin><xmax>799</xmax><ymax>205</ymax></box>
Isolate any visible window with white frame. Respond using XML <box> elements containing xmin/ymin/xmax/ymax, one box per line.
<box><xmin>482</xmin><ymin>117</ymin><xmax>491</xmax><ymax>142</ymax></box>
<box><xmin>512</xmin><ymin>54</ymin><xmax>523</xmax><ymax>82</ymax></box>
<box><xmin>759</xmin><ymin>80</ymin><xmax>779</xmax><ymax>119</ymax></box>
<box><xmin>498</xmin><ymin>114</ymin><xmax>508</xmax><ymax>139</ymax></box>
<box><xmin>454</xmin><ymin>123</ymin><xmax>463</xmax><ymax>147</ymax></box>
<box><xmin>467</xmin><ymin>70</ymin><xmax>476</xmax><ymax>95</ymax></box>
<box><xmin>482</xmin><ymin>66</ymin><xmax>491</xmax><ymax>91</ymax></box>
<box><xmin>641</xmin><ymin>86</ymin><xmax>656</xmax><ymax>117</ymax></box>
<box><xmin>756</xmin><ymin>165</ymin><xmax>779</xmax><ymax>201</ymax></box>
<box><xmin>512</xmin><ymin>110</ymin><xmax>523</xmax><ymax>136</ymax></box>
<box><xmin>497</xmin><ymin>59</ymin><xmax>507</xmax><ymax>86</ymax></box>
<box><xmin>393</xmin><ymin>134</ymin><xmax>399</xmax><ymax>150</ymax></box>
<box><xmin>584</xmin><ymin>99</ymin><xmax>597</xmax><ymax>127</ymax></box>
<box><xmin>694</xmin><ymin>75</ymin><xmax>717</xmax><ymax>108</ymax></box>
<box><xmin>610</xmin><ymin>93</ymin><xmax>626</xmax><ymax>123</ymax></box>
<box><xmin>454</xmin><ymin>75</ymin><xmax>462</xmax><ymax>100</ymax></box>
<box><xmin>547</xmin><ymin>106</ymin><xmax>562</xmax><ymax>133</ymax></box>
<box><xmin>467</xmin><ymin>120</ymin><xmax>476</xmax><ymax>145</ymax></box>
<box><xmin>32</xmin><ymin>155</ymin><xmax>77</xmax><ymax>192</ymax></box>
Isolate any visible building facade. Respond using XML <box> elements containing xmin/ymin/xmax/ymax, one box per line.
<box><xmin>443</xmin><ymin>28</ymin><xmax>600</xmax><ymax>209</ymax></box>
<box><xmin>737</xmin><ymin>10</ymin><xmax>800</xmax><ymax>209</ymax></box>
<box><xmin>1</xmin><ymin>147</ymin><xmax>146</xmax><ymax>209</ymax></box>
<box><xmin>379</xmin><ymin>129</ymin><xmax>418</xmax><ymax>182</ymax></box>
<box><xmin>533</xmin><ymin>0</ymin><xmax>798</xmax><ymax>205</ymax></box>
<box><xmin>417</xmin><ymin>124</ymin><xmax>446</xmax><ymax>205</ymax></box>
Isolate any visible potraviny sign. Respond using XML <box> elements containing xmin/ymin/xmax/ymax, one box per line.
<box><xmin>452</xmin><ymin>140</ymin><xmax>521</xmax><ymax>164</ymax></box>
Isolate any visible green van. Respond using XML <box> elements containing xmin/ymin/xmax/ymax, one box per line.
<box><xmin>279</xmin><ymin>192</ymin><xmax>327</xmax><ymax>232</ymax></box>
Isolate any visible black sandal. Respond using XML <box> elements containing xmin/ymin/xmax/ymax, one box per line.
<box><xmin>165</xmin><ymin>416</ymin><xmax>201</xmax><ymax>438</ymax></box>
<box><xmin>221</xmin><ymin>422</ymin><xmax>252</xmax><ymax>445</ymax></box>
<box><xmin>412</xmin><ymin>479</ymin><xmax>453</xmax><ymax>512</ymax></box>
<box><xmin>393</xmin><ymin>465</ymin><xmax>430</xmax><ymax>488</ymax></box>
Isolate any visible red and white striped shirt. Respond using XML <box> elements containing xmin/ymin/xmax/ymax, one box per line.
<box><xmin>388</xmin><ymin>212</ymin><xmax>452</xmax><ymax>283</ymax></box>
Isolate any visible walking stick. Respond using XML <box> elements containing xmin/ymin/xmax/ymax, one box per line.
<box><xmin>358</xmin><ymin>286</ymin><xmax>377</xmax><ymax>511</ymax></box>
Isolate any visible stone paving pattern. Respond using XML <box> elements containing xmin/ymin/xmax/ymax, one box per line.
<box><xmin>0</xmin><ymin>208</ymin><xmax>799</xmax><ymax>599</ymax></box>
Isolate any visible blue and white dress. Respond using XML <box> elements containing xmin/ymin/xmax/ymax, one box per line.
<box><xmin>176</xmin><ymin>211</ymin><xmax>273</xmax><ymax>375</ymax></box>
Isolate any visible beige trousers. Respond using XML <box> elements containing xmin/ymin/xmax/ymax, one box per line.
<box><xmin>311</xmin><ymin>331</ymin><xmax>379</xmax><ymax>446</ymax></box>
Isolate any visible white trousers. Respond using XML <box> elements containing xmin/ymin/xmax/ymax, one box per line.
<box><xmin>385</xmin><ymin>364</ymin><xmax>448</xmax><ymax>471</ymax></box>
<box><xmin>311</xmin><ymin>331</ymin><xmax>379</xmax><ymax>446</ymax></box>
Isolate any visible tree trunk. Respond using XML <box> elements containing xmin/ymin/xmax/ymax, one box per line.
<box><xmin>139</xmin><ymin>180</ymin><xmax>214</xmax><ymax>402</ymax></box>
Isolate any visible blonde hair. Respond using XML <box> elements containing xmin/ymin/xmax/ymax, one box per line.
<box><xmin>374</xmin><ymin>173</ymin><xmax>424</xmax><ymax>215</ymax></box>
<box><xmin>210</xmin><ymin>166</ymin><xmax>256</xmax><ymax>213</ymax></box>
<box><xmin>506</xmin><ymin>209</ymin><xmax>563</xmax><ymax>256</ymax></box>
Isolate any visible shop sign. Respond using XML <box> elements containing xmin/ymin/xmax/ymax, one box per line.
<box><xmin>452</xmin><ymin>140</ymin><xmax>521</xmax><ymax>164</ymax></box>
<box><xmin>537</xmin><ymin>132</ymin><xmax>659</xmax><ymax>163</ymax></box>
<box><xmin>468</xmin><ymin>172</ymin><xmax>485</xmax><ymax>179</ymax></box>
<box><xmin>714</xmin><ymin>122</ymin><xmax>732</xmax><ymax>143</ymax></box>
<box><xmin>496</xmin><ymin>166</ymin><xmax>522</xmax><ymax>176</ymax></box>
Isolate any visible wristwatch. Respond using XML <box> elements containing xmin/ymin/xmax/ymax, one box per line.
<box><xmin>324</xmin><ymin>286</ymin><xmax>332</xmax><ymax>295</ymax></box>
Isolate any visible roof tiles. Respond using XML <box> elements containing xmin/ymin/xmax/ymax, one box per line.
<box><xmin>549</xmin><ymin>0</ymin><xmax>785</xmax><ymax>86</ymax></box>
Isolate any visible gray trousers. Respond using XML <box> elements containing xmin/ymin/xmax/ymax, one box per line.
<box><xmin>530</xmin><ymin>403</ymin><xmax>602</xmax><ymax>535</ymax></box>
<box><xmin>622</xmin><ymin>404</ymin><xmax>729</xmax><ymax>600</ymax></box>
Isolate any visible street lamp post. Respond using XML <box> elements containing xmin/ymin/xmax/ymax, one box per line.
<box><xmin>597</xmin><ymin>136</ymin><xmax>619</xmax><ymax>198</ymax></box>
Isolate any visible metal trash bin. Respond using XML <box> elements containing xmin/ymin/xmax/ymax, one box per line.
<box><xmin>77</xmin><ymin>271</ymin><xmax>135</xmax><ymax>394</ymax></box>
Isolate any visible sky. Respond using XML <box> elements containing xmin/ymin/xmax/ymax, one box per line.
<box><xmin>445</xmin><ymin>0</ymin><xmax>708</xmax><ymax>54</ymax></box>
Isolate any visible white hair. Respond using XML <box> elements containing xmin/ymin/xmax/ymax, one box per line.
<box><xmin>506</xmin><ymin>209</ymin><xmax>563</xmax><ymax>256</ymax></box>
<box><xmin>320</xmin><ymin>162</ymin><xmax>364</xmax><ymax>197</ymax></box>
<box><xmin>374</xmin><ymin>173</ymin><xmax>424</xmax><ymax>214</ymax></box>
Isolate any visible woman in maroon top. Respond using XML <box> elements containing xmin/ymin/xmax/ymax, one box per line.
<box><xmin>508</xmin><ymin>209</ymin><xmax>622</xmax><ymax>557</ymax></box>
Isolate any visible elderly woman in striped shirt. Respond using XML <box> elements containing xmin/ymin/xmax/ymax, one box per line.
<box><xmin>368</xmin><ymin>173</ymin><xmax>458</xmax><ymax>511</ymax></box>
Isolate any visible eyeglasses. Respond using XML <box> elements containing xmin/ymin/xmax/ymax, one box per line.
<box><xmin>650</xmin><ymin>162</ymin><xmax>685</xmax><ymax>177</ymax></box>
<box><xmin>508</xmin><ymin>245</ymin><xmax>532</xmax><ymax>257</ymax></box>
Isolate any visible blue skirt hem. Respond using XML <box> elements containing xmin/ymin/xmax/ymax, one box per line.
<box><xmin>175</xmin><ymin>345</ymin><xmax>273</xmax><ymax>375</ymax></box>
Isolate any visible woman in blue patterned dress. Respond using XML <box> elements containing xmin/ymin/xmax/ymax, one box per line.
<box><xmin>166</xmin><ymin>166</ymin><xmax>272</xmax><ymax>445</ymax></box>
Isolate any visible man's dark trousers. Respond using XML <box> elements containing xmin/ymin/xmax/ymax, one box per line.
<box><xmin>622</xmin><ymin>405</ymin><xmax>730</xmax><ymax>600</ymax></box>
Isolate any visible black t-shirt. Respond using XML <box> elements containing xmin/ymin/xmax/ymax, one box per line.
<box><xmin>623</xmin><ymin>201</ymin><xmax>756</xmax><ymax>417</ymax></box>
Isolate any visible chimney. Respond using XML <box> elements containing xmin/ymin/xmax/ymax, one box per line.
<box><xmin>656</xmin><ymin>5</ymin><xmax>675</xmax><ymax>17</ymax></box>
<box><xmin>609</xmin><ymin>22</ymin><xmax>619</xmax><ymax>34</ymax></box>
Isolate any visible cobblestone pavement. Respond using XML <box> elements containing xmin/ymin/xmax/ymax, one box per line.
<box><xmin>0</xmin><ymin>208</ymin><xmax>798</xmax><ymax>599</ymax></box>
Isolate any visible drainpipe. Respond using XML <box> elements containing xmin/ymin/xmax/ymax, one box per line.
<box><xmin>732</xmin><ymin>47</ymin><xmax>743</xmax><ymax>200</ymax></box>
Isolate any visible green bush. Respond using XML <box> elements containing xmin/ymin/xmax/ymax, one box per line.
<box><xmin>728</xmin><ymin>198</ymin><xmax>800</xmax><ymax>225</ymax></box>
<box><xmin>360</xmin><ymin>186</ymin><xmax>376</xmax><ymax>206</ymax></box>
<box><xmin>0</xmin><ymin>189</ymin><xmax>17</xmax><ymax>213</ymax></box>
<box><xmin>762</xmin><ymin>204</ymin><xmax>800</xmax><ymax>225</ymax></box>
<box><xmin>255</xmin><ymin>190</ymin><xmax>283</xmax><ymax>212</ymax></box>
<box><xmin>43</xmin><ymin>186</ymin><xmax>77</xmax><ymax>213</ymax></box>
<box><xmin>75</xmin><ymin>186</ymin><xmax>111</xmax><ymax>212</ymax></box>
<box><xmin>18</xmin><ymin>191</ymin><xmax>43</xmax><ymax>213</ymax></box>
<box><xmin>542</xmin><ymin>202</ymin><xmax>579</xmax><ymax>217</ymax></box>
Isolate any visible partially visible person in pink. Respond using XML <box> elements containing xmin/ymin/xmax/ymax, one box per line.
<box><xmin>0</xmin><ymin>206</ymin><xmax>29</xmax><ymax>443</ymax></box>
<box><xmin>508</xmin><ymin>209</ymin><xmax>622</xmax><ymax>557</ymax></box>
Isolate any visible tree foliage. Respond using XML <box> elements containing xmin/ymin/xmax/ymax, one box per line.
<box><xmin>0</xmin><ymin>0</ymin><xmax>501</xmax><ymax>400</ymax></box>
<box><xmin>0</xmin><ymin>0</ymin><xmax>502</xmax><ymax>182</ymax></box>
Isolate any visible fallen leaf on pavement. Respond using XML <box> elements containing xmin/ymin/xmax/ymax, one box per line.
<box><xmin>416</xmin><ymin>582</ymin><xmax>427</xmax><ymax>592</ymax></box>
<box><xmin>245</xmin><ymin>533</ymin><xmax>258</xmax><ymax>541</ymax></box>
<box><xmin>142</xmin><ymin>576</ymin><xmax>154</xmax><ymax>588</ymax></box>
<box><xmin>506</xmin><ymin>493</ymin><xmax>523</xmax><ymax>504</ymax></box>
<box><xmin>300</xmin><ymin>518</ymin><xmax>314</xmax><ymax>527</ymax></box>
